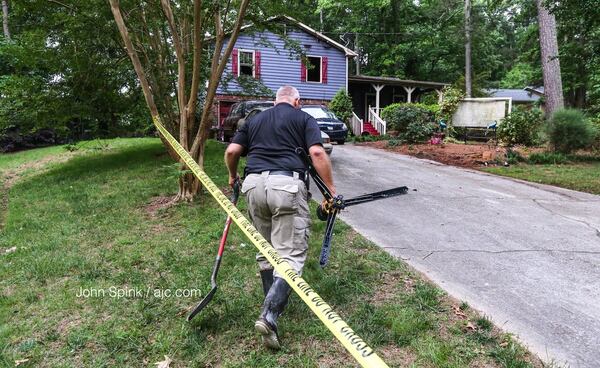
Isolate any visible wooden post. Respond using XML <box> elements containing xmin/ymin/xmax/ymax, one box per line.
<box><xmin>372</xmin><ymin>84</ymin><xmax>384</xmax><ymax>114</ymax></box>
<box><xmin>403</xmin><ymin>86</ymin><xmax>416</xmax><ymax>103</ymax></box>
<box><xmin>436</xmin><ymin>89</ymin><xmax>444</xmax><ymax>104</ymax></box>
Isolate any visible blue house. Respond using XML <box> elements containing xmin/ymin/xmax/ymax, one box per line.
<box><xmin>215</xmin><ymin>16</ymin><xmax>356</xmax><ymax>125</ymax></box>
<box><xmin>216</xmin><ymin>16</ymin><xmax>448</xmax><ymax>136</ymax></box>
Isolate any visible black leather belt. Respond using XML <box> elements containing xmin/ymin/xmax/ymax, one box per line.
<box><xmin>248</xmin><ymin>170</ymin><xmax>305</xmax><ymax>181</ymax></box>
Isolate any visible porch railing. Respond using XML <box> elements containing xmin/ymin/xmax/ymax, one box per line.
<box><xmin>368</xmin><ymin>106</ymin><xmax>387</xmax><ymax>135</ymax></box>
<box><xmin>350</xmin><ymin>111</ymin><xmax>363</xmax><ymax>136</ymax></box>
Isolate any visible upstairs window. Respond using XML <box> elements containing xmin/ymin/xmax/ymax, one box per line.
<box><xmin>301</xmin><ymin>55</ymin><xmax>328</xmax><ymax>84</ymax></box>
<box><xmin>306</xmin><ymin>56</ymin><xmax>321</xmax><ymax>83</ymax></box>
<box><xmin>239</xmin><ymin>50</ymin><xmax>255</xmax><ymax>77</ymax></box>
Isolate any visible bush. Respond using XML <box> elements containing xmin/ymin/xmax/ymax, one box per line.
<box><xmin>546</xmin><ymin>109</ymin><xmax>598</xmax><ymax>154</ymax></box>
<box><xmin>591</xmin><ymin>115</ymin><xmax>600</xmax><ymax>151</ymax></box>
<box><xmin>528</xmin><ymin>152</ymin><xmax>569</xmax><ymax>164</ymax></box>
<box><xmin>381</xmin><ymin>103</ymin><xmax>437</xmax><ymax>143</ymax></box>
<box><xmin>497</xmin><ymin>107</ymin><xmax>544</xmax><ymax>146</ymax></box>
<box><xmin>329</xmin><ymin>88</ymin><xmax>353</xmax><ymax>127</ymax></box>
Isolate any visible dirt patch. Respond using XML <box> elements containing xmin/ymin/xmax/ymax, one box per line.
<box><xmin>360</xmin><ymin>141</ymin><xmax>542</xmax><ymax>168</ymax></box>
<box><xmin>371</xmin><ymin>271</ymin><xmax>405</xmax><ymax>306</ymax></box>
<box><xmin>144</xmin><ymin>195</ymin><xmax>176</xmax><ymax>218</ymax></box>
<box><xmin>379</xmin><ymin>344</ymin><xmax>418</xmax><ymax>367</ymax></box>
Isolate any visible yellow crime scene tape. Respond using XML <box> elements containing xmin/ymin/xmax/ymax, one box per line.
<box><xmin>152</xmin><ymin>116</ymin><xmax>389</xmax><ymax>367</ymax></box>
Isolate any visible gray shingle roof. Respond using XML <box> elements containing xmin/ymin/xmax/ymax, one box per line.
<box><xmin>485</xmin><ymin>89</ymin><xmax>541</xmax><ymax>103</ymax></box>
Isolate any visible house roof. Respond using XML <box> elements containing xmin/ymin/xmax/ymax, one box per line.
<box><xmin>348</xmin><ymin>75</ymin><xmax>449</xmax><ymax>89</ymax></box>
<box><xmin>485</xmin><ymin>88</ymin><xmax>541</xmax><ymax>103</ymax></box>
<box><xmin>235</xmin><ymin>15</ymin><xmax>358</xmax><ymax>58</ymax></box>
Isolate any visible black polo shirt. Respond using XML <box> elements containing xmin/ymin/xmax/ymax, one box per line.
<box><xmin>232</xmin><ymin>102</ymin><xmax>323</xmax><ymax>173</ymax></box>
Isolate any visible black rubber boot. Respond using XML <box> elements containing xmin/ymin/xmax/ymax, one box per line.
<box><xmin>254</xmin><ymin>277</ymin><xmax>291</xmax><ymax>349</ymax></box>
<box><xmin>259</xmin><ymin>269</ymin><xmax>274</xmax><ymax>296</ymax></box>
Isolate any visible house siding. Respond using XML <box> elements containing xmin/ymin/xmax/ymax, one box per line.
<box><xmin>217</xmin><ymin>28</ymin><xmax>347</xmax><ymax>101</ymax></box>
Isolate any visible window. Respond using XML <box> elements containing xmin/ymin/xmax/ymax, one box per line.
<box><xmin>239</xmin><ymin>50</ymin><xmax>254</xmax><ymax>77</ymax></box>
<box><xmin>306</xmin><ymin>56</ymin><xmax>322</xmax><ymax>83</ymax></box>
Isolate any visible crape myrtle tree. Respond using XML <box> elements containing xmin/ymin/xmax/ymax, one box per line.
<box><xmin>109</xmin><ymin>0</ymin><xmax>251</xmax><ymax>202</ymax></box>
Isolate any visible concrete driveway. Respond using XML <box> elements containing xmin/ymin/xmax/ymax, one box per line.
<box><xmin>325</xmin><ymin>144</ymin><xmax>600</xmax><ymax>367</ymax></box>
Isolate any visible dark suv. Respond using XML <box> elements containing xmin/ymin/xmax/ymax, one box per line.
<box><xmin>301</xmin><ymin>105</ymin><xmax>348</xmax><ymax>144</ymax></box>
<box><xmin>220</xmin><ymin>100</ymin><xmax>274</xmax><ymax>141</ymax></box>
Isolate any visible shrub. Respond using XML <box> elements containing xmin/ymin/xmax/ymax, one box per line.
<box><xmin>591</xmin><ymin>115</ymin><xmax>600</xmax><ymax>151</ymax></box>
<box><xmin>528</xmin><ymin>152</ymin><xmax>569</xmax><ymax>164</ymax></box>
<box><xmin>381</xmin><ymin>103</ymin><xmax>437</xmax><ymax>143</ymax></box>
<box><xmin>546</xmin><ymin>109</ymin><xmax>598</xmax><ymax>154</ymax></box>
<box><xmin>403</xmin><ymin>120</ymin><xmax>436</xmax><ymax>143</ymax></box>
<box><xmin>497</xmin><ymin>107</ymin><xmax>544</xmax><ymax>146</ymax></box>
<box><xmin>438</xmin><ymin>86</ymin><xmax>464</xmax><ymax>124</ymax></box>
<box><xmin>381</xmin><ymin>103</ymin><xmax>434</xmax><ymax>132</ymax></box>
<box><xmin>329</xmin><ymin>88</ymin><xmax>353</xmax><ymax>127</ymax></box>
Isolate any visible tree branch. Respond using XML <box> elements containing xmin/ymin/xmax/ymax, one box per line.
<box><xmin>160</xmin><ymin>0</ymin><xmax>189</xmax><ymax>149</ymax></box>
<box><xmin>190</xmin><ymin>0</ymin><xmax>250</xmax><ymax>157</ymax></box>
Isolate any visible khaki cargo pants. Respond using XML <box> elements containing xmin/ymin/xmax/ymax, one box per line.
<box><xmin>241</xmin><ymin>172</ymin><xmax>311</xmax><ymax>278</ymax></box>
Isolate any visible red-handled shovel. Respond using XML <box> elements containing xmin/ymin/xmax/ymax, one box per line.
<box><xmin>187</xmin><ymin>179</ymin><xmax>241</xmax><ymax>321</ymax></box>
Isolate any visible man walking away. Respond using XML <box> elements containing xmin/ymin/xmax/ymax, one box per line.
<box><xmin>224</xmin><ymin>85</ymin><xmax>335</xmax><ymax>349</ymax></box>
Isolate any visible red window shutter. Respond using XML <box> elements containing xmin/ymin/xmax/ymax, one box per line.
<box><xmin>255</xmin><ymin>51</ymin><xmax>261</xmax><ymax>79</ymax></box>
<box><xmin>322</xmin><ymin>57</ymin><xmax>328</xmax><ymax>84</ymax></box>
<box><xmin>300</xmin><ymin>58</ymin><xmax>307</xmax><ymax>82</ymax></box>
<box><xmin>232</xmin><ymin>49</ymin><xmax>238</xmax><ymax>77</ymax></box>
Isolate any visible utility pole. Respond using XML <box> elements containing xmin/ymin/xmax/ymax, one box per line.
<box><xmin>2</xmin><ymin>0</ymin><xmax>10</xmax><ymax>40</ymax></box>
<box><xmin>536</xmin><ymin>0</ymin><xmax>564</xmax><ymax>115</ymax></box>
<box><xmin>464</xmin><ymin>0</ymin><xmax>472</xmax><ymax>97</ymax></box>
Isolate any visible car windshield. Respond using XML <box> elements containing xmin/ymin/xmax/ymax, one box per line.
<box><xmin>302</xmin><ymin>107</ymin><xmax>338</xmax><ymax>120</ymax></box>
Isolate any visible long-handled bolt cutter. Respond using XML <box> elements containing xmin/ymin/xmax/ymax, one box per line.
<box><xmin>296</xmin><ymin>148</ymin><xmax>409</xmax><ymax>268</ymax></box>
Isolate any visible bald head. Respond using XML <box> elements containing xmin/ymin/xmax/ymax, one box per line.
<box><xmin>276</xmin><ymin>85</ymin><xmax>300</xmax><ymax>107</ymax></box>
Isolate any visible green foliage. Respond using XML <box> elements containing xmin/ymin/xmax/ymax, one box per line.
<box><xmin>497</xmin><ymin>107</ymin><xmax>544</xmax><ymax>146</ymax></box>
<box><xmin>381</xmin><ymin>103</ymin><xmax>437</xmax><ymax>143</ymax></box>
<box><xmin>528</xmin><ymin>152</ymin><xmax>569</xmax><ymax>165</ymax></box>
<box><xmin>328</xmin><ymin>88</ymin><xmax>353</xmax><ymax>126</ymax></box>
<box><xmin>438</xmin><ymin>86</ymin><xmax>464</xmax><ymax>124</ymax></box>
<box><xmin>500</xmin><ymin>62</ymin><xmax>539</xmax><ymax>89</ymax></box>
<box><xmin>381</xmin><ymin>103</ymin><xmax>434</xmax><ymax>132</ymax></box>
<box><xmin>546</xmin><ymin>109</ymin><xmax>598</xmax><ymax>153</ymax></box>
<box><xmin>505</xmin><ymin>149</ymin><xmax>526</xmax><ymax>165</ymax></box>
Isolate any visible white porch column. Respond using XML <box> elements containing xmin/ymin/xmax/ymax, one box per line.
<box><xmin>436</xmin><ymin>89</ymin><xmax>444</xmax><ymax>104</ymax></box>
<box><xmin>372</xmin><ymin>84</ymin><xmax>384</xmax><ymax>114</ymax></box>
<box><xmin>403</xmin><ymin>86</ymin><xmax>416</xmax><ymax>103</ymax></box>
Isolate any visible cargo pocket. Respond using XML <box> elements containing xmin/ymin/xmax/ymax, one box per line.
<box><xmin>241</xmin><ymin>176</ymin><xmax>258</xmax><ymax>194</ymax></box>
<box><xmin>292</xmin><ymin>216</ymin><xmax>311</xmax><ymax>271</ymax></box>
<box><xmin>269</xmin><ymin>180</ymin><xmax>299</xmax><ymax>214</ymax></box>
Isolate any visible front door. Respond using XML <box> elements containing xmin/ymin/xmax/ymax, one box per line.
<box><xmin>364</xmin><ymin>93</ymin><xmax>376</xmax><ymax>119</ymax></box>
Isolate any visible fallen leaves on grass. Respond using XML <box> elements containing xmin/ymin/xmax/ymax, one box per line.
<box><xmin>3</xmin><ymin>246</ymin><xmax>17</xmax><ymax>255</ymax></box>
<box><xmin>452</xmin><ymin>304</ymin><xmax>467</xmax><ymax>319</ymax></box>
<box><xmin>14</xmin><ymin>359</ymin><xmax>30</xmax><ymax>366</ymax></box>
<box><xmin>466</xmin><ymin>321</ymin><xmax>477</xmax><ymax>331</ymax></box>
<box><xmin>154</xmin><ymin>355</ymin><xmax>172</xmax><ymax>368</ymax></box>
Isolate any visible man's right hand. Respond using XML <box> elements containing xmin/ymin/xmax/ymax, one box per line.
<box><xmin>229</xmin><ymin>174</ymin><xmax>240</xmax><ymax>187</ymax></box>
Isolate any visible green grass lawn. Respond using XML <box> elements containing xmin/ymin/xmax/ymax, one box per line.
<box><xmin>483</xmin><ymin>161</ymin><xmax>600</xmax><ymax>195</ymax></box>
<box><xmin>1</xmin><ymin>139</ymin><xmax>542</xmax><ymax>367</ymax></box>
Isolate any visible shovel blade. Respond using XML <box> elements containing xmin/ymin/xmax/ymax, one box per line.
<box><xmin>187</xmin><ymin>286</ymin><xmax>217</xmax><ymax>321</ymax></box>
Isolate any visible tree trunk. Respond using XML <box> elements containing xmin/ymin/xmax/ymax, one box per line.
<box><xmin>2</xmin><ymin>0</ymin><xmax>10</xmax><ymax>40</ymax></box>
<box><xmin>464</xmin><ymin>0</ymin><xmax>472</xmax><ymax>98</ymax></box>
<box><xmin>536</xmin><ymin>0</ymin><xmax>564</xmax><ymax>116</ymax></box>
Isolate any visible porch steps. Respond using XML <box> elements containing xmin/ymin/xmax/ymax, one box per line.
<box><xmin>363</xmin><ymin>121</ymin><xmax>380</xmax><ymax>136</ymax></box>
